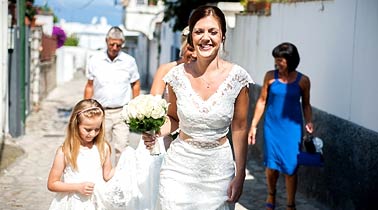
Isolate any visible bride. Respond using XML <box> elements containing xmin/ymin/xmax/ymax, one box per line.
<box><xmin>95</xmin><ymin>5</ymin><xmax>253</xmax><ymax>210</ymax></box>
<box><xmin>141</xmin><ymin>5</ymin><xmax>253</xmax><ymax>210</ymax></box>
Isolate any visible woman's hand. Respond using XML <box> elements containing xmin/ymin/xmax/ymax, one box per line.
<box><xmin>305</xmin><ymin>122</ymin><xmax>314</xmax><ymax>134</ymax></box>
<box><xmin>227</xmin><ymin>172</ymin><xmax>245</xmax><ymax>203</ymax></box>
<box><xmin>248</xmin><ymin>126</ymin><xmax>257</xmax><ymax>145</ymax></box>
<box><xmin>141</xmin><ymin>131</ymin><xmax>158</xmax><ymax>150</ymax></box>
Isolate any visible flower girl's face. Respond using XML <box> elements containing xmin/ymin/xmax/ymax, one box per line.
<box><xmin>78</xmin><ymin>116</ymin><xmax>102</xmax><ymax>147</ymax></box>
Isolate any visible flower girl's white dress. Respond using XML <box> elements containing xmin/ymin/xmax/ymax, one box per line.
<box><xmin>96</xmin><ymin>63</ymin><xmax>253</xmax><ymax>210</ymax></box>
<box><xmin>48</xmin><ymin>145</ymin><xmax>107</xmax><ymax>210</ymax></box>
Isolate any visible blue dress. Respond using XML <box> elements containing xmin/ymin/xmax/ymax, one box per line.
<box><xmin>263</xmin><ymin>70</ymin><xmax>303</xmax><ymax>175</ymax></box>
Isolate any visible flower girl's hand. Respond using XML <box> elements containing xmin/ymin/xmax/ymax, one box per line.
<box><xmin>78</xmin><ymin>182</ymin><xmax>95</xmax><ymax>196</ymax></box>
<box><xmin>142</xmin><ymin>131</ymin><xmax>158</xmax><ymax>150</ymax></box>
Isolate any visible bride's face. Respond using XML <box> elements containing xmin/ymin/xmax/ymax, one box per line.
<box><xmin>191</xmin><ymin>15</ymin><xmax>223</xmax><ymax>59</ymax></box>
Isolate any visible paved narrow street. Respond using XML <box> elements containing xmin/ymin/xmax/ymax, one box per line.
<box><xmin>0</xmin><ymin>72</ymin><xmax>328</xmax><ymax>210</ymax></box>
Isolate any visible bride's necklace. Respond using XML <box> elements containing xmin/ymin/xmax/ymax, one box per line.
<box><xmin>200</xmin><ymin>77</ymin><xmax>211</xmax><ymax>88</ymax></box>
<box><xmin>195</xmin><ymin>62</ymin><xmax>225</xmax><ymax>89</ymax></box>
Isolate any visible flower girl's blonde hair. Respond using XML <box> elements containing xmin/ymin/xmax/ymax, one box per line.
<box><xmin>62</xmin><ymin>99</ymin><xmax>110</xmax><ymax>170</ymax></box>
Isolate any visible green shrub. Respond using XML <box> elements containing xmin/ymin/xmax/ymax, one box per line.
<box><xmin>64</xmin><ymin>35</ymin><xmax>79</xmax><ymax>46</ymax></box>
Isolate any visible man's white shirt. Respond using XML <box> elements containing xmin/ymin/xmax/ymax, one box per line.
<box><xmin>86</xmin><ymin>50</ymin><xmax>140</xmax><ymax>108</ymax></box>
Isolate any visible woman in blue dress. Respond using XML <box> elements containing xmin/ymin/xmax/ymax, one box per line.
<box><xmin>248</xmin><ymin>42</ymin><xmax>314</xmax><ymax>210</ymax></box>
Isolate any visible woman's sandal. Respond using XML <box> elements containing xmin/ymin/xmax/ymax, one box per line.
<box><xmin>266</xmin><ymin>203</ymin><xmax>275</xmax><ymax>210</ymax></box>
<box><xmin>265</xmin><ymin>190</ymin><xmax>276</xmax><ymax>210</ymax></box>
<box><xmin>287</xmin><ymin>204</ymin><xmax>296</xmax><ymax>210</ymax></box>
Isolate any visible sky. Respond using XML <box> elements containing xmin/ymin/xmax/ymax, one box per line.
<box><xmin>34</xmin><ymin>0</ymin><xmax>124</xmax><ymax>26</ymax></box>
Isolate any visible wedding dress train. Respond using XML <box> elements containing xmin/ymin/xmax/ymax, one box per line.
<box><xmin>95</xmin><ymin>137</ymin><xmax>165</xmax><ymax>210</ymax></box>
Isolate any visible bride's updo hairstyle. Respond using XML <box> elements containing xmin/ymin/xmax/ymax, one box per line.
<box><xmin>187</xmin><ymin>5</ymin><xmax>227</xmax><ymax>48</ymax></box>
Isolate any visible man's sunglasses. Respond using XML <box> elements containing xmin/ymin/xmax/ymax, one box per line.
<box><xmin>108</xmin><ymin>43</ymin><xmax>123</xmax><ymax>48</ymax></box>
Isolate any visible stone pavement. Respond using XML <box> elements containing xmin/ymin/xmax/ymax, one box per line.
<box><xmin>0</xmin><ymin>72</ymin><xmax>328</xmax><ymax>210</ymax></box>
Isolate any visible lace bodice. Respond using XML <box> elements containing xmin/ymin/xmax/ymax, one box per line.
<box><xmin>163</xmin><ymin>63</ymin><xmax>253</xmax><ymax>141</ymax></box>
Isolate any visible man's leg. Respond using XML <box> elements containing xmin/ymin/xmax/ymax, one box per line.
<box><xmin>112</xmin><ymin>109</ymin><xmax>130</xmax><ymax>164</ymax></box>
<box><xmin>104</xmin><ymin>110</ymin><xmax>117</xmax><ymax>165</ymax></box>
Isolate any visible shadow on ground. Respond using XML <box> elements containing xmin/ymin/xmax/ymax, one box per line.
<box><xmin>0</xmin><ymin>140</ymin><xmax>24</xmax><ymax>172</ymax></box>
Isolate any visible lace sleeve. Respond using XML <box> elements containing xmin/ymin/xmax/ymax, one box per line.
<box><xmin>233</xmin><ymin>65</ymin><xmax>255</xmax><ymax>91</ymax></box>
<box><xmin>163</xmin><ymin>64</ymin><xmax>185</xmax><ymax>94</ymax></box>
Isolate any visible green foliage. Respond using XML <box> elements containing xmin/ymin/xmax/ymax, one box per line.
<box><xmin>64</xmin><ymin>35</ymin><xmax>79</xmax><ymax>46</ymax></box>
<box><xmin>53</xmin><ymin>15</ymin><xmax>59</xmax><ymax>23</ymax></box>
<box><xmin>127</xmin><ymin>117</ymin><xmax>166</xmax><ymax>133</ymax></box>
<box><xmin>25</xmin><ymin>0</ymin><xmax>38</xmax><ymax>21</ymax></box>
<box><xmin>162</xmin><ymin>0</ymin><xmax>240</xmax><ymax>32</ymax></box>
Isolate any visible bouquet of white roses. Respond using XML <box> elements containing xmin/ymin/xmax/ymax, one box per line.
<box><xmin>122</xmin><ymin>94</ymin><xmax>169</xmax><ymax>155</ymax></box>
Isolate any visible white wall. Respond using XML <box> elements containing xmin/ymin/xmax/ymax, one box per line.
<box><xmin>56</xmin><ymin>46</ymin><xmax>89</xmax><ymax>85</ymax></box>
<box><xmin>158</xmin><ymin>21</ymin><xmax>179</xmax><ymax>65</ymax></box>
<box><xmin>228</xmin><ymin>0</ymin><xmax>378</xmax><ymax>132</ymax></box>
<box><xmin>349</xmin><ymin>0</ymin><xmax>378</xmax><ymax>132</ymax></box>
<box><xmin>0</xmin><ymin>0</ymin><xmax>9</xmax><ymax>137</ymax></box>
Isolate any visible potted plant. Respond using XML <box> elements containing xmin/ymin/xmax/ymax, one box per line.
<box><xmin>243</xmin><ymin>0</ymin><xmax>272</xmax><ymax>16</ymax></box>
<box><xmin>25</xmin><ymin>0</ymin><xmax>38</xmax><ymax>26</ymax></box>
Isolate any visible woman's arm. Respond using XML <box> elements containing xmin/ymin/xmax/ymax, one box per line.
<box><xmin>150</xmin><ymin>62</ymin><xmax>176</xmax><ymax>96</ymax></box>
<box><xmin>248</xmin><ymin>71</ymin><xmax>272</xmax><ymax>145</ymax></box>
<box><xmin>300</xmin><ymin>74</ymin><xmax>314</xmax><ymax>133</ymax></box>
<box><xmin>227</xmin><ymin>86</ymin><xmax>249</xmax><ymax>203</ymax></box>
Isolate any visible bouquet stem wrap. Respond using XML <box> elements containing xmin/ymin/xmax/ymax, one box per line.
<box><xmin>145</xmin><ymin>130</ymin><xmax>160</xmax><ymax>155</ymax></box>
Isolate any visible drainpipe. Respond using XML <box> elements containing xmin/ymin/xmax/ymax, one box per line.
<box><xmin>9</xmin><ymin>0</ymin><xmax>26</xmax><ymax>136</ymax></box>
<box><xmin>19</xmin><ymin>0</ymin><xmax>26</xmax><ymax>124</ymax></box>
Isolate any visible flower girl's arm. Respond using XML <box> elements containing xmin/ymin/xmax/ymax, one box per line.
<box><xmin>47</xmin><ymin>147</ymin><xmax>95</xmax><ymax>195</ymax></box>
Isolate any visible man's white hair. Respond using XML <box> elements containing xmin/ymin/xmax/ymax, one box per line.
<box><xmin>106</xmin><ymin>26</ymin><xmax>125</xmax><ymax>42</ymax></box>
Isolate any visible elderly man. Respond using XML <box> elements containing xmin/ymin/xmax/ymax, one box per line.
<box><xmin>84</xmin><ymin>26</ymin><xmax>140</xmax><ymax>164</ymax></box>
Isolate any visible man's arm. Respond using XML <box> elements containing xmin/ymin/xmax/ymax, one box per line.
<box><xmin>131</xmin><ymin>80</ymin><xmax>141</xmax><ymax>98</ymax></box>
<box><xmin>84</xmin><ymin>80</ymin><xmax>94</xmax><ymax>99</ymax></box>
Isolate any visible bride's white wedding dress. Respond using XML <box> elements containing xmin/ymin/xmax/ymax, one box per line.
<box><xmin>95</xmin><ymin>63</ymin><xmax>253</xmax><ymax>210</ymax></box>
<box><xmin>158</xmin><ymin>64</ymin><xmax>253</xmax><ymax>210</ymax></box>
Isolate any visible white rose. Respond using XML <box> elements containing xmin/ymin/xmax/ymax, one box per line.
<box><xmin>126</xmin><ymin>103</ymin><xmax>138</xmax><ymax>119</ymax></box>
<box><xmin>150</xmin><ymin>106</ymin><xmax>164</xmax><ymax>119</ymax></box>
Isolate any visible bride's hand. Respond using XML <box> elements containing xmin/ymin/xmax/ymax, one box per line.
<box><xmin>141</xmin><ymin>132</ymin><xmax>158</xmax><ymax>150</ymax></box>
<box><xmin>227</xmin><ymin>172</ymin><xmax>245</xmax><ymax>203</ymax></box>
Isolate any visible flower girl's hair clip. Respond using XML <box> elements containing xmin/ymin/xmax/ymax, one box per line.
<box><xmin>77</xmin><ymin>106</ymin><xmax>103</xmax><ymax>116</ymax></box>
